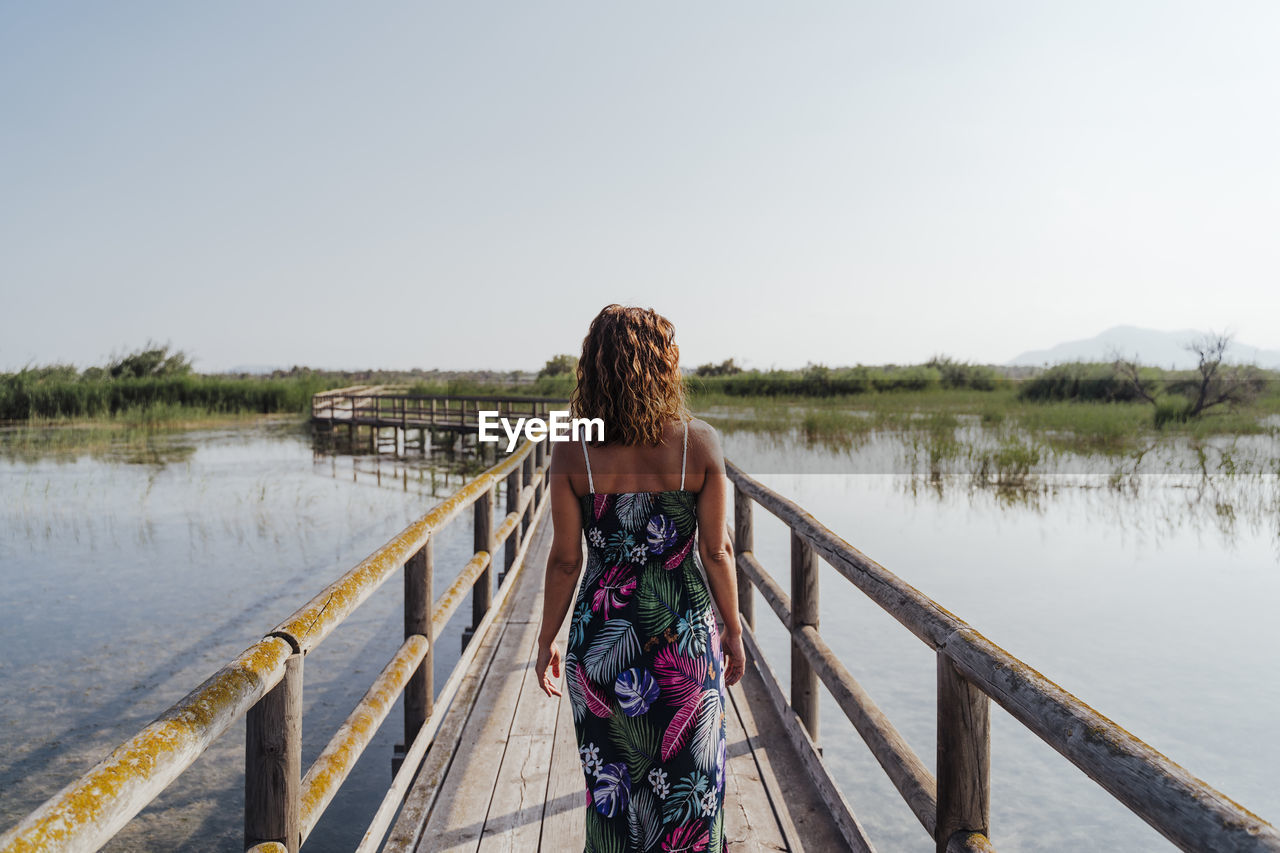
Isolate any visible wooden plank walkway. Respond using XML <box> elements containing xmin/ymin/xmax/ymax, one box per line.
<box><xmin>385</xmin><ymin>514</ymin><xmax>845</xmax><ymax>853</ymax></box>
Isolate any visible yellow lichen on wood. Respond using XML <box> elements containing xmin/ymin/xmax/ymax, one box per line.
<box><xmin>298</xmin><ymin>635</ymin><xmax>430</xmax><ymax>840</ymax></box>
<box><xmin>430</xmin><ymin>551</ymin><xmax>491</xmax><ymax>636</ymax></box>
<box><xmin>0</xmin><ymin>637</ymin><xmax>293</xmax><ymax>853</ymax></box>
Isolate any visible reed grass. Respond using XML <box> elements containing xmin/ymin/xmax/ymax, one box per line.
<box><xmin>689</xmin><ymin>383</ymin><xmax>1280</xmax><ymax>457</ymax></box>
<box><xmin>0</xmin><ymin>373</ymin><xmax>338</xmax><ymax>422</ymax></box>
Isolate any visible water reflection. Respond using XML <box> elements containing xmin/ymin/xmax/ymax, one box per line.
<box><xmin>714</xmin><ymin>424</ymin><xmax>1280</xmax><ymax>851</ymax></box>
<box><xmin>710</xmin><ymin>418</ymin><xmax>1280</xmax><ymax>563</ymax></box>
<box><xmin>2</xmin><ymin>417</ymin><xmax>1276</xmax><ymax>852</ymax></box>
<box><xmin>0</xmin><ymin>420</ymin><xmax>518</xmax><ymax>852</ymax></box>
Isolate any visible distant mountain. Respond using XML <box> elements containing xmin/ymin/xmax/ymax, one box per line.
<box><xmin>1007</xmin><ymin>325</ymin><xmax>1280</xmax><ymax>369</ymax></box>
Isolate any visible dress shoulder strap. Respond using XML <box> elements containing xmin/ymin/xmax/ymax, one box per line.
<box><xmin>680</xmin><ymin>418</ymin><xmax>688</xmax><ymax>490</ymax></box>
<box><xmin>580</xmin><ymin>433</ymin><xmax>595</xmax><ymax>494</ymax></box>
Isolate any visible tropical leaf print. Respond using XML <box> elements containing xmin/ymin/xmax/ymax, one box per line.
<box><xmin>586</xmin><ymin>807</ymin><xmax>625</xmax><ymax>853</ymax></box>
<box><xmin>626</xmin><ymin>785</ymin><xmax>662</xmax><ymax>852</ymax></box>
<box><xmin>675</xmin><ymin>609</ymin><xmax>708</xmax><ymax>657</ymax></box>
<box><xmin>646</xmin><ymin>514</ymin><xmax>678</xmax><ymax>555</ymax></box>
<box><xmin>657</xmin><ymin>491</ymin><xmax>697</xmax><ymax>536</ymax></box>
<box><xmin>704</xmin><ymin>608</ymin><xmax>720</xmax><ymax>663</ymax></box>
<box><xmin>585</xmin><ymin>619</ymin><xmax>641</xmax><ymax>684</ymax></box>
<box><xmin>593</xmin><ymin>564</ymin><xmax>638</xmax><ymax>620</ymax></box>
<box><xmin>662</xmin><ymin>771</ymin><xmax>711</xmax><ymax>825</ymax></box>
<box><xmin>608</xmin><ymin>709</ymin><xmax>661</xmax><ymax>779</ymax></box>
<box><xmin>606</xmin><ymin>530</ymin><xmax>638</xmax><ymax>565</ymax></box>
<box><xmin>570</xmin><ymin>597</ymin><xmax>593</xmax><ymax>650</ymax></box>
<box><xmin>615</xmin><ymin>667</ymin><xmax>660</xmax><ymax>717</ymax></box>
<box><xmin>714</xmin><ymin>738</ymin><xmax>727</xmax><ymax>796</ymax></box>
<box><xmin>653</xmin><ymin>645</ymin><xmax>708</xmax><ymax>708</ymax></box>
<box><xmin>662</xmin><ymin>818</ymin><xmax>711</xmax><ymax>852</ymax></box>
<box><xmin>565</xmin><ymin>652</ymin><xmax>586</xmax><ymax>724</ymax></box>
<box><xmin>663</xmin><ymin>537</ymin><xmax>694</xmax><ymax>570</ymax></box>
<box><xmin>593</xmin><ymin>761</ymin><xmax>632</xmax><ymax>818</ymax></box>
<box><xmin>689</xmin><ymin>690</ymin><xmax>722</xmax><ymax>773</ymax></box>
<box><xmin>683</xmin><ymin>563</ymin><xmax>711</xmax><ymax>612</ymax></box>
<box><xmin>582</xmin><ymin>546</ymin><xmax>609</xmax><ymax>593</ymax></box>
<box><xmin>637</xmin><ymin>565</ymin><xmax>680</xmax><ymax>635</ymax></box>
<box><xmin>616</xmin><ymin>492</ymin><xmax>654</xmax><ymax>532</ymax></box>
<box><xmin>662</xmin><ymin>689</ymin><xmax>712</xmax><ymax>762</ymax></box>
<box><xmin>575</xmin><ymin>475</ymin><xmax>723</xmax><ymax>853</ymax></box>
<box><xmin>568</xmin><ymin>656</ymin><xmax>613</xmax><ymax>720</ymax></box>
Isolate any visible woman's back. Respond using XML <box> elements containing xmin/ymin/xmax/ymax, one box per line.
<box><xmin>572</xmin><ymin>416</ymin><xmax>705</xmax><ymax>497</ymax></box>
<box><xmin>536</xmin><ymin>303</ymin><xmax>741</xmax><ymax>853</ymax></box>
<box><xmin>565</xmin><ymin>418</ymin><xmax>728</xmax><ymax>850</ymax></box>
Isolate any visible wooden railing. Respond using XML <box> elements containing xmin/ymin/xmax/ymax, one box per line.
<box><xmin>726</xmin><ymin>460</ymin><xmax>1280</xmax><ymax>853</ymax></box>
<box><xmin>310</xmin><ymin>388</ymin><xmax>569</xmax><ymax>430</ymax></box>
<box><xmin>0</xmin><ymin>439</ymin><xmax>552</xmax><ymax>853</ymax></box>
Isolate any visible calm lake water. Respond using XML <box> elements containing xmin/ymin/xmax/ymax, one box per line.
<box><xmin>1</xmin><ymin>417</ymin><xmax>1277</xmax><ymax>851</ymax></box>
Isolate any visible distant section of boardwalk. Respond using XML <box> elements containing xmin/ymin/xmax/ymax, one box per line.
<box><xmin>310</xmin><ymin>387</ymin><xmax>569</xmax><ymax>454</ymax></box>
<box><xmin>384</xmin><ymin>517</ymin><xmax>846</xmax><ymax>853</ymax></box>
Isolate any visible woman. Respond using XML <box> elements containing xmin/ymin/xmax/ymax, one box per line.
<box><xmin>535</xmin><ymin>304</ymin><xmax>745</xmax><ymax>853</ymax></box>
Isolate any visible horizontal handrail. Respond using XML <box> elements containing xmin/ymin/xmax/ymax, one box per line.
<box><xmin>314</xmin><ymin>391</ymin><xmax>569</xmax><ymax>405</ymax></box>
<box><xmin>792</xmin><ymin>623</ymin><xmax>937</xmax><ymax>834</ymax></box>
<box><xmin>736</xmin><ymin>550</ymin><xmax>791</xmax><ymax>627</ymax></box>
<box><xmin>0</xmin><ymin>440</ymin><xmax>550</xmax><ymax>853</ymax></box>
<box><xmin>942</xmin><ymin>626</ymin><xmax>1278</xmax><ymax>852</ymax></box>
<box><xmin>299</xmin><ymin>635</ymin><xmax>430</xmax><ymax>842</ymax></box>
<box><xmin>270</xmin><ymin>445</ymin><xmax>535</xmax><ymax>655</ymax></box>
<box><xmin>728</xmin><ymin>459</ymin><xmax>963</xmax><ymax>649</ymax></box>
<box><xmin>0</xmin><ymin>637</ymin><xmax>294</xmax><ymax>853</ymax></box>
<box><xmin>725</xmin><ymin>460</ymin><xmax>1280</xmax><ymax>852</ymax></box>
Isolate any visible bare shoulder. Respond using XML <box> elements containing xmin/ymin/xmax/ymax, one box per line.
<box><xmin>685</xmin><ymin>417</ymin><xmax>724</xmax><ymax>467</ymax></box>
<box><xmin>548</xmin><ymin>437</ymin><xmax>584</xmax><ymax>475</ymax></box>
<box><xmin>686</xmin><ymin>417</ymin><xmax>721</xmax><ymax>445</ymax></box>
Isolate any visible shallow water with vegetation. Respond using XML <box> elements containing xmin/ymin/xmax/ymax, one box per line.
<box><xmin>715</xmin><ymin>418</ymin><xmax>1280</xmax><ymax>851</ymax></box>
<box><xmin>1</xmin><ymin>414</ymin><xmax>1277</xmax><ymax>851</ymax></box>
<box><xmin>0</xmin><ymin>419</ymin><xmax>498</xmax><ymax>851</ymax></box>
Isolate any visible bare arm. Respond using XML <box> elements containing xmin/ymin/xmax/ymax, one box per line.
<box><xmin>535</xmin><ymin>441</ymin><xmax>585</xmax><ymax>697</ymax></box>
<box><xmin>694</xmin><ymin>422</ymin><xmax>745</xmax><ymax>686</ymax></box>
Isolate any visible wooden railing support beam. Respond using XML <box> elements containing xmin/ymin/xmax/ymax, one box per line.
<box><xmin>401</xmin><ymin>542</ymin><xmax>433</xmax><ymax>759</ymax></box>
<box><xmin>936</xmin><ymin>652</ymin><xmax>990</xmax><ymax>853</ymax></box>
<box><xmin>734</xmin><ymin>485</ymin><xmax>755</xmax><ymax>631</ymax></box>
<box><xmin>791</xmin><ymin>530</ymin><xmax>819</xmax><ymax>743</ymax></box>
<box><xmin>467</xmin><ymin>484</ymin><xmax>496</xmax><ymax>648</ymax></box>
<box><xmin>245</xmin><ymin>652</ymin><xmax>303</xmax><ymax>853</ymax></box>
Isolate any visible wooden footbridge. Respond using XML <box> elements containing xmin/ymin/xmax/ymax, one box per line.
<box><xmin>4</xmin><ymin>421</ymin><xmax>1279</xmax><ymax>852</ymax></box>
<box><xmin>310</xmin><ymin>387</ymin><xmax>569</xmax><ymax>454</ymax></box>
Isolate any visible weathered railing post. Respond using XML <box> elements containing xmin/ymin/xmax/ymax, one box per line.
<box><xmin>399</xmin><ymin>397</ymin><xmax>407</xmax><ymax>455</ymax></box>
<box><xmin>466</xmin><ymin>481</ymin><xmax>496</xmax><ymax>649</ymax></box>
<box><xmin>734</xmin><ymin>485</ymin><xmax>755</xmax><ymax>631</ymax></box>
<box><xmin>791</xmin><ymin>530</ymin><xmax>819</xmax><ymax>743</ymax></box>
<box><xmin>245</xmin><ymin>652</ymin><xmax>303</xmax><ymax>853</ymax></box>
<box><xmin>504</xmin><ymin>463</ymin><xmax>523</xmax><ymax>579</ymax></box>
<box><xmin>936</xmin><ymin>653</ymin><xmax>991</xmax><ymax>853</ymax></box>
<box><xmin>525</xmin><ymin>444</ymin><xmax>539</xmax><ymax>535</ymax></box>
<box><xmin>396</xmin><ymin>541</ymin><xmax>433</xmax><ymax>775</ymax></box>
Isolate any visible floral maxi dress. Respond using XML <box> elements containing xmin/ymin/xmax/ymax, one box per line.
<box><xmin>566</xmin><ymin>426</ymin><xmax>727</xmax><ymax>853</ymax></box>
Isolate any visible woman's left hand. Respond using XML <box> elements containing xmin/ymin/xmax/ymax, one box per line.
<box><xmin>721</xmin><ymin>631</ymin><xmax>745</xmax><ymax>687</ymax></box>
<box><xmin>536</xmin><ymin>640</ymin><xmax>563</xmax><ymax>697</ymax></box>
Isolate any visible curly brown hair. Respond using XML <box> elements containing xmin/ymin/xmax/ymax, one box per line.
<box><xmin>570</xmin><ymin>304</ymin><xmax>690</xmax><ymax>446</ymax></box>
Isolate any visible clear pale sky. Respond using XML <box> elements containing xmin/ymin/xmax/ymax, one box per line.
<box><xmin>3</xmin><ymin>3</ymin><xmax>1278</xmax><ymax>372</ymax></box>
